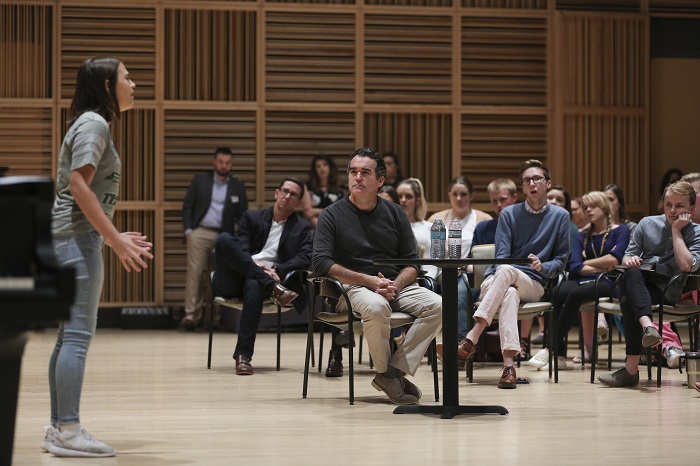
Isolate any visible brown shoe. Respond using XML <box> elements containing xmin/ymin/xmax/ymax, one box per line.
<box><xmin>235</xmin><ymin>355</ymin><xmax>254</xmax><ymax>375</ymax></box>
<box><xmin>457</xmin><ymin>338</ymin><xmax>476</xmax><ymax>362</ymax></box>
<box><xmin>498</xmin><ymin>365</ymin><xmax>517</xmax><ymax>389</ymax></box>
<box><xmin>270</xmin><ymin>283</ymin><xmax>298</xmax><ymax>308</ymax></box>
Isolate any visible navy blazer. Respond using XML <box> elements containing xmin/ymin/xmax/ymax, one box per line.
<box><xmin>182</xmin><ymin>171</ymin><xmax>248</xmax><ymax>233</ymax></box>
<box><xmin>235</xmin><ymin>208</ymin><xmax>313</xmax><ymax>310</ymax></box>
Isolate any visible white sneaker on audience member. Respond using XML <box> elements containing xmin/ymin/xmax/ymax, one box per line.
<box><xmin>41</xmin><ymin>425</ymin><xmax>58</xmax><ymax>452</ymax></box>
<box><xmin>526</xmin><ymin>348</ymin><xmax>549</xmax><ymax>369</ymax></box>
<box><xmin>47</xmin><ymin>427</ymin><xmax>116</xmax><ymax>458</ymax></box>
<box><xmin>664</xmin><ymin>346</ymin><xmax>684</xmax><ymax>369</ymax></box>
<box><xmin>541</xmin><ymin>356</ymin><xmax>568</xmax><ymax>371</ymax></box>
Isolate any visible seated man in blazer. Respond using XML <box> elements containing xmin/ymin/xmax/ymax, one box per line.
<box><xmin>213</xmin><ymin>177</ymin><xmax>313</xmax><ymax>375</ymax></box>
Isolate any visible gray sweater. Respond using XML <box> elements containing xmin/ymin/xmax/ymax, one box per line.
<box><xmin>312</xmin><ymin>196</ymin><xmax>418</xmax><ymax>279</ymax></box>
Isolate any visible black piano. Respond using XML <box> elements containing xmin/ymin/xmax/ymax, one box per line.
<box><xmin>0</xmin><ymin>176</ymin><xmax>76</xmax><ymax>464</ymax></box>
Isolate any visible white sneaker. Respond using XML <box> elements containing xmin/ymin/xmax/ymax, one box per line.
<box><xmin>664</xmin><ymin>346</ymin><xmax>684</xmax><ymax>369</ymax></box>
<box><xmin>41</xmin><ymin>425</ymin><xmax>58</xmax><ymax>452</ymax></box>
<box><xmin>541</xmin><ymin>357</ymin><xmax>568</xmax><ymax>371</ymax></box>
<box><xmin>48</xmin><ymin>427</ymin><xmax>117</xmax><ymax>458</ymax></box>
<box><xmin>526</xmin><ymin>348</ymin><xmax>550</xmax><ymax>368</ymax></box>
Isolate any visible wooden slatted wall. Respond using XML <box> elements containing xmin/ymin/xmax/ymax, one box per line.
<box><xmin>2</xmin><ymin>0</ymin><xmax>695</xmax><ymax>307</ymax></box>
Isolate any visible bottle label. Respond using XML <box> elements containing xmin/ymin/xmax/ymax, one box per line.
<box><xmin>431</xmin><ymin>231</ymin><xmax>446</xmax><ymax>240</ymax></box>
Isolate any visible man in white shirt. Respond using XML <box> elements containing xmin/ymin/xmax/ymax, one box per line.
<box><xmin>213</xmin><ymin>178</ymin><xmax>313</xmax><ymax>375</ymax></box>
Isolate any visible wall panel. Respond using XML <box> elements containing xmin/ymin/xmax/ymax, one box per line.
<box><xmin>0</xmin><ymin>107</ymin><xmax>52</xmax><ymax>177</ymax></box>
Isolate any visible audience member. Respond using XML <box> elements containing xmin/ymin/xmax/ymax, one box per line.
<box><xmin>378</xmin><ymin>185</ymin><xmax>400</xmax><ymax>204</ymax></box>
<box><xmin>681</xmin><ymin>172</ymin><xmax>700</xmax><ymax>223</ymax></box>
<box><xmin>213</xmin><ymin>178</ymin><xmax>312</xmax><ymax>376</ymax></box>
<box><xmin>603</xmin><ymin>184</ymin><xmax>637</xmax><ymax>233</ymax></box>
<box><xmin>313</xmin><ymin>147</ymin><xmax>442</xmax><ymax>404</ymax></box>
<box><xmin>525</xmin><ymin>183</ymin><xmax>578</xmax><ymax>348</ymax></box>
<box><xmin>301</xmin><ymin>154</ymin><xmax>344</xmax><ymax>229</ymax></box>
<box><xmin>657</xmin><ymin>168</ymin><xmax>684</xmax><ymax>213</ymax></box>
<box><xmin>598</xmin><ymin>181</ymin><xmax>700</xmax><ymax>387</ymax></box>
<box><xmin>455</xmin><ymin>160</ymin><xmax>570</xmax><ymax>389</ymax></box>
<box><xmin>435</xmin><ymin>178</ymin><xmax>518</xmax><ymax>360</ymax></box>
<box><xmin>527</xmin><ymin>191</ymin><xmax>630</xmax><ymax>370</ymax></box>
<box><xmin>571</xmin><ymin>197</ymin><xmax>588</xmax><ymax>230</ymax></box>
<box><xmin>397</xmin><ymin>178</ymin><xmax>438</xmax><ymax>279</ymax></box>
<box><xmin>180</xmin><ymin>147</ymin><xmax>248</xmax><ymax>331</ymax></box>
<box><xmin>428</xmin><ymin>176</ymin><xmax>492</xmax><ymax>259</ymax></box>
<box><xmin>382</xmin><ymin>152</ymin><xmax>404</xmax><ymax>188</ymax></box>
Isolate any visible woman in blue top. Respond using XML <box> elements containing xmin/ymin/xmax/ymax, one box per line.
<box><xmin>45</xmin><ymin>57</ymin><xmax>153</xmax><ymax>458</ymax></box>
<box><xmin>528</xmin><ymin>191</ymin><xmax>630</xmax><ymax>370</ymax></box>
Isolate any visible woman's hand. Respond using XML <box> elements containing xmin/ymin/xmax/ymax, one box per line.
<box><xmin>107</xmin><ymin>232</ymin><xmax>153</xmax><ymax>272</ymax></box>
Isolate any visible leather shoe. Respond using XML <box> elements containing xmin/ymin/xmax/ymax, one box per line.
<box><xmin>270</xmin><ymin>283</ymin><xmax>298</xmax><ymax>308</ymax></box>
<box><xmin>178</xmin><ymin>318</ymin><xmax>195</xmax><ymax>332</ymax></box>
<box><xmin>498</xmin><ymin>365</ymin><xmax>517</xmax><ymax>389</ymax></box>
<box><xmin>457</xmin><ymin>338</ymin><xmax>476</xmax><ymax>362</ymax></box>
<box><xmin>235</xmin><ymin>355</ymin><xmax>254</xmax><ymax>375</ymax></box>
<box><xmin>325</xmin><ymin>350</ymin><xmax>343</xmax><ymax>377</ymax></box>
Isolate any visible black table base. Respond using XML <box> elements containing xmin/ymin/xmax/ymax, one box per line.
<box><xmin>394</xmin><ymin>404</ymin><xmax>508</xmax><ymax>419</ymax></box>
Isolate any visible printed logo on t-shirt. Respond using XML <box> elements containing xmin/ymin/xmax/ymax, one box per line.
<box><xmin>105</xmin><ymin>172</ymin><xmax>121</xmax><ymax>182</ymax></box>
<box><xmin>102</xmin><ymin>192</ymin><xmax>118</xmax><ymax>206</ymax></box>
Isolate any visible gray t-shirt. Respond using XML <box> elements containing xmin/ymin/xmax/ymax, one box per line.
<box><xmin>52</xmin><ymin>112</ymin><xmax>121</xmax><ymax>236</ymax></box>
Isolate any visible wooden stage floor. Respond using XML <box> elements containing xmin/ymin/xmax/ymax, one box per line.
<box><xmin>11</xmin><ymin>328</ymin><xmax>700</xmax><ymax>465</ymax></box>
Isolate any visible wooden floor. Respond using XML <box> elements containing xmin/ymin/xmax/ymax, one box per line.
<box><xmin>12</xmin><ymin>328</ymin><xmax>700</xmax><ymax>465</ymax></box>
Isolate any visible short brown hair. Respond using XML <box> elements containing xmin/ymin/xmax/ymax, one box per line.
<box><xmin>487</xmin><ymin>178</ymin><xmax>517</xmax><ymax>196</ymax></box>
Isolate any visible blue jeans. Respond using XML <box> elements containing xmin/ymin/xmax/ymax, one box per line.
<box><xmin>457</xmin><ymin>274</ymin><xmax>480</xmax><ymax>341</ymax></box>
<box><xmin>49</xmin><ymin>231</ymin><xmax>104</xmax><ymax>425</ymax></box>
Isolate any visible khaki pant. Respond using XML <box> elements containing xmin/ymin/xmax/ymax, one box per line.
<box><xmin>183</xmin><ymin>227</ymin><xmax>219</xmax><ymax>324</ymax></box>
<box><xmin>337</xmin><ymin>284</ymin><xmax>442</xmax><ymax>376</ymax></box>
<box><xmin>475</xmin><ymin>265</ymin><xmax>544</xmax><ymax>353</ymax></box>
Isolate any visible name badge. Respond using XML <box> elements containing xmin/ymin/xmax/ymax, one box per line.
<box><xmin>230</xmin><ymin>195</ymin><xmax>239</xmax><ymax>204</ymax></box>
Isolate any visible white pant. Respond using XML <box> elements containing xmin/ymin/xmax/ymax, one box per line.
<box><xmin>336</xmin><ymin>284</ymin><xmax>442</xmax><ymax>376</ymax></box>
<box><xmin>475</xmin><ymin>265</ymin><xmax>544</xmax><ymax>353</ymax></box>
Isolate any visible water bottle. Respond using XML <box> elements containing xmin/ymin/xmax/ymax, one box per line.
<box><xmin>430</xmin><ymin>219</ymin><xmax>446</xmax><ymax>260</ymax></box>
<box><xmin>448</xmin><ymin>219</ymin><xmax>462</xmax><ymax>259</ymax></box>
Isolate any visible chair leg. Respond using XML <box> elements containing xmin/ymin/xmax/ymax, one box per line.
<box><xmin>591</xmin><ymin>310</ymin><xmax>599</xmax><ymax>384</ymax></box>
<box><xmin>358</xmin><ymin>335</ymin><xmax>364</xmax><ymax>365</ymax></box>
<box><xmin>207</xmin><ymin>301</ymin><xmax>215</xmax><ymax>369</ymax></box>
<box><xmin>276</xmin><ymin>305</ymin><xmax>282</xmax><ymax>371</ymax></box>
<box><xmin>318</xmin><ymin>328</ymin><xmax>325</xmax><ymax>373</ymax></box>
<box><xmin>303</xmin><ymin>314</ymin><xmax>314</xmax><ymax>399</ymax></box>
<box><xmin>431</xmin><ymin>339</ymin><xmax>439</xmax><ymax>402</ymax></box>
<box><xmin>348</xmin><ymin>325</ymin><xmax>355</xmax><ymax>405</ymax></box>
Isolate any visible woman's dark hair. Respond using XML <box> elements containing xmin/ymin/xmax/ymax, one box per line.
<box><xmin>659</xmin><ymin>168</ymin><xmax>684</xmax><ymax>196</ymax></box>
<box><xmin>69</xmin><ymin>56</ymin><xmax>122</xmax><ymax>127</ymax></box>
<box><xmin>383</xmin><ymin>152</ymin><xmax>403</xmax><ymax>182</ymax></box>
<box><xmin>548</xmin><ymin>183</ymin><xmax>572</xmax><ymax>215</ymax></box>
<box><xmin>603</xmin><ymin>183</ymin><xmax>629</xmax><ymax>223</ymax></box>
<box><xmin>448</xmin><ymin>175</ymin><xmax>474</xmax><ymax>194</ymax></box>
<box><xmin>308</xmin><ymin>154</ymin><xmax>339</xmax><ymax>192</ymax></box>
<box><xmin>379</xmin><ymin>185</ymin><xmax>399</xmax><ymax>204</ymax></box>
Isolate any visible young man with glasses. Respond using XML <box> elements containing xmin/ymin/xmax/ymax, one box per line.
<box><xmin>213</xmin><ymin>177</ymin><xmax>313</xmax><ymax>375</ymax></box>
<box><xmin>455</xmin><ymin>159</ymin><xmax>570</xmax><ymax>388</ymax></box>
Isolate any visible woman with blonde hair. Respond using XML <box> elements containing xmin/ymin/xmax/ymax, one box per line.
<box><xmin>528</xmin><ymin>191</ymin><xmax>630</xmax><ymax>370</ymax></box>
<box><xmin>397</xmin><ymin>178</ymin><xmax>437</xmax><ymax>279</ymax></box>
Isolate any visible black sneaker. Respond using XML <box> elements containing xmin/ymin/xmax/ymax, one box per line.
<box><xmin>642</xmin><ymin>326</ymin><xmax>662</xmax><ymax>348</ymax></box>
<box><xmin>598</xmin><ymin>367</ymin><xmax>639</xmax><ymax>388</ymax></box>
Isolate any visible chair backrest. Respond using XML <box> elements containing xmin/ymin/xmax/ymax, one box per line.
<box><xmin>470</xmin><ymin>244</ymin><xmax>495</xmax><ymax>289</ymax></box>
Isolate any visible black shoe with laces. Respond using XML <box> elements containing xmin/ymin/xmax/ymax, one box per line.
<box><xmin>598</xmin><ymin>367</ymin><xmax>639</xmax><ymax>387</ymax></box>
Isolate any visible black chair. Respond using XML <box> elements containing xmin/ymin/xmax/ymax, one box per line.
<box><xmin>302</xmin><ymin>275</ymin><xmax>439</xmax><ymax>405</ymax></box>
<box><xmin>592</xmin><ymin>270</ymin><xmax>700</xmax><ymax>386</ymax></box>
<box><xmin>207</xmin><ymin>269</ymin><xmax>308</xmax><ymax>370</ymax></box>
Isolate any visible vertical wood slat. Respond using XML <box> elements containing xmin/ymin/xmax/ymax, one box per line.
<box><xmin>364</xmin><ymin>113</ymin><xmax>452</xmax><ymax>205</ymax></box>
<box><xmin>164</xmin><ymin>8</ymin><xmax>256</xmax><ymax>101</ymax></box>
<box><xmin>0</xmin><ymin>3</ymin><xmax>52</xmax><ymax>98</ymax></box>
<box><xmin>0</xmin><ymin>107</ymin><xmax>53</xmax><ymax>176</ymax></box>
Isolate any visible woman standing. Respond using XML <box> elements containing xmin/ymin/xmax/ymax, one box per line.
<box><xmin>301</xmin><ymin>154</ymin><xmax>344</xmax><ymax>228</ymax></box>
<box><xmin>45</xmin><ymin>57</ymin><xmax>153</xmax><ymax>457</ymax></box>
<box><xmin>428</xmin><ymin>176</ymin><xmax>492</xmax><ymax>259</ymax></box>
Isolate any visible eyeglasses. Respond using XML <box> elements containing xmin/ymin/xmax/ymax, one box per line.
<box><xmin>522</xmin><ymin>176</ymin><xmax>546</xmax><ymax>185</ymax></box>
<box><xmin>279</xmin><ymin>187</ymin><xmax>300</xmax><ymax>199</ymax></box>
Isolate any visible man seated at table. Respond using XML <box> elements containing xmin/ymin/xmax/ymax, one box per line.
<box><xmin>213</xmin><ymin>177</ymin><xmax>312</xmax><ymax>376</ymax></box>
<box><xmin>455</xmin><ymin>160</ymin><xmax>570</xmax><ymax>388</ymax></box>
<box><xmin>312</xmin><ymin>147</ymin><xmax>442</xmax><ymax>405</ymax></box>
<box><xmin>598</xmin><ymin>180</ymin><xmax>700</xmax><ymax>387</ymax></box>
